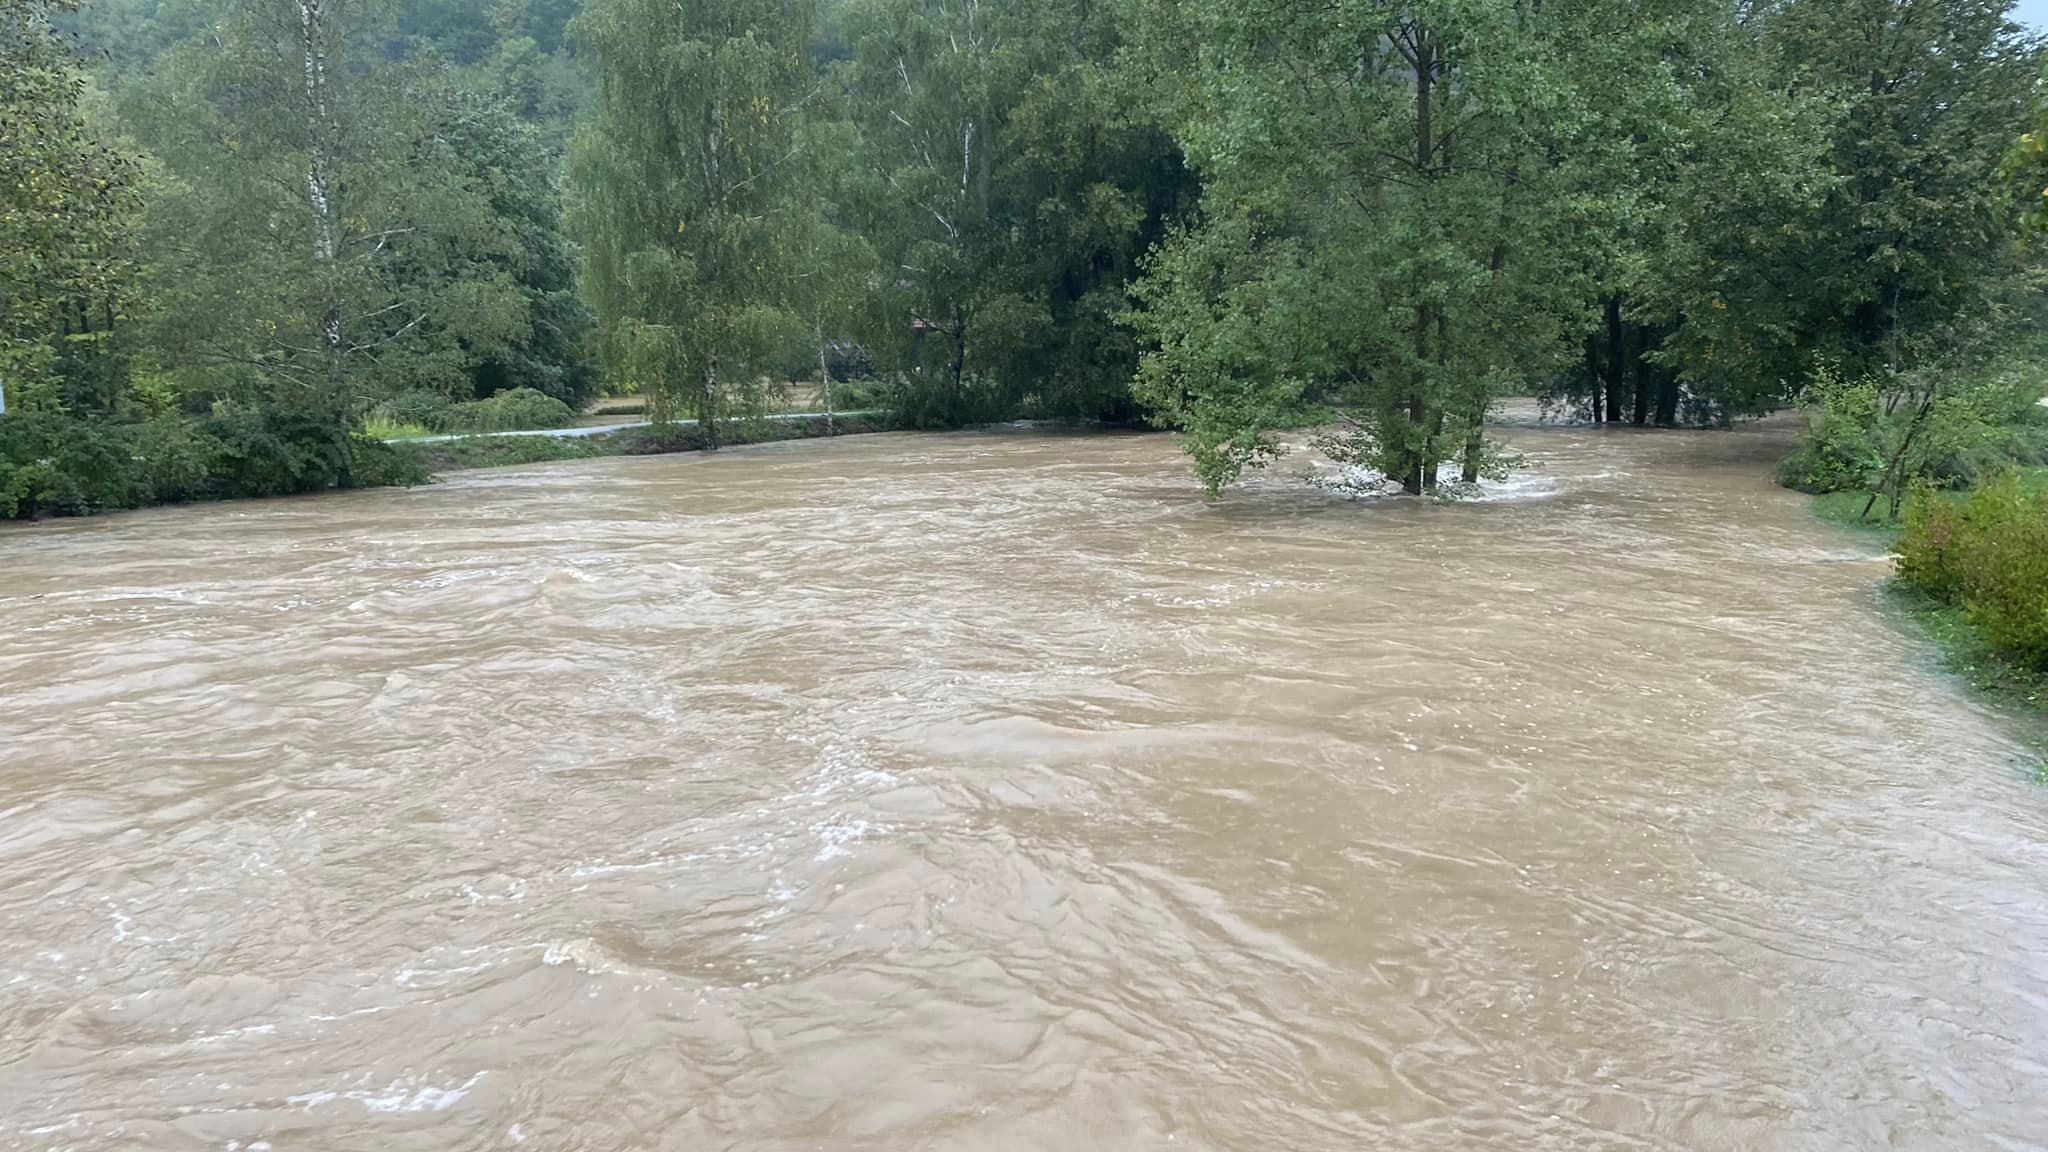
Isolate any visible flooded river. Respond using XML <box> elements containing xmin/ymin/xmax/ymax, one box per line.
<box><xmin>2</xmin><ymin>418</ymin><xmax>2045</xmax><ymax>1151</ymax></box>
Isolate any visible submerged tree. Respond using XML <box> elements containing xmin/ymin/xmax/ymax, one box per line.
<box><xmin>569</xmin><ymin>0</ymin><xmax>816</xmax><ymax>446</ymax></box>
<box><xmin>1125</xmin><ymin>0</ymin><xmax>1602</xmax><ymax>495</ymax></box>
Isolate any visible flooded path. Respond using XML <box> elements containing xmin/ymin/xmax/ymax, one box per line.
<box><xmin>2</xmin><ymin>419</ymin><xmax>2045</xmax><ymax>1150</ymax></box>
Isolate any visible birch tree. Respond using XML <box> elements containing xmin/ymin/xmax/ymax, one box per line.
<box><xmin>123</xmin><ymin>0</ymin><xmax>580</xmax><ymax>421</ymax></box>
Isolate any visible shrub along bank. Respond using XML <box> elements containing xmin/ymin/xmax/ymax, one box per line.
<box><xmin>1779</xmin><ymin>360</ymin><xmax>2048</xmax><ymax>720</ymax></box>
<box><xmin>1892</xmin><ymin>472</ymin><xmax>2048</xmax><ymax>709</ymax></box>
<box><xmin>367</xmin><ymin>387</ymin><xmax>580</xmax><ymax>437</ymax></box>
<box><xmin>1</xmin><ymin>408</ymin><xmax>428</xmax><ymax>519</ymax></box>
<box><xmin>0</xmin><ymin>411</ymin><xmax>889</xmax><ymax>521</ymax></box>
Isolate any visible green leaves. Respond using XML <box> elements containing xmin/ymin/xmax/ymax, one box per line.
<box><xmin>0</xmin><ymin>0</ymin><xmax>141</xmax><ymax>411</ymax></box>
<box><xmin>568</xmin><ymin>0</ymin><xmax>816</xmax><ymax>432</ymax></box>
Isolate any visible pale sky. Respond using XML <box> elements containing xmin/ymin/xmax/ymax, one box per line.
<box><xmin>2016</xmin><ymin>0</ymin><xmax>2048</xmax><ymax>32</ymax></box>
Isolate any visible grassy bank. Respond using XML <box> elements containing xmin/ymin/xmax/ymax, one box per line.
<box><xmin>1809</xmin><ymin>474</ymin><xmax>2048</xmax><ymax>770</ymax></box>
<box><xmin>1879</xmin><ymin>585</ymin><xmax>2048</xmax><ymax>718</ymax></box>
<box><xmin>398</xmin><ymin>413</ymin><xmax>889</xmax><ymax>474</ymax></box>
<box><xmin>1810</xmin><ymin>467</ymin><xmax>2048</xmax><ymax>531</ymax></box>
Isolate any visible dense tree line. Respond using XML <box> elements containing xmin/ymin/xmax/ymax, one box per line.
<box><xmin>3</xmin><ymin>0</ymin><xmax>2046</xmax><ymax>515</ymax></box>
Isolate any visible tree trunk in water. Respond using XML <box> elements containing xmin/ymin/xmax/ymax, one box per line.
<box><xmin>1403</xmin><ymin>302</ymin><xmax>1430</xmax><ymax>495</ymax></box>
<box><xmin>816</xmin><ymin>322</ymin><xmax>834</xmax><ymax>436</ymax></box>
<box><xmin>1422</xmin><ymin>311</ymin><xmax>1449</xmax><ymax>491</ymax></box>
<box><xmin>1400</xmin><ymin>30</ymin><xmax>1433</xmax><ymax>496</ymax></box>
<box><xmin>1631</xmin><ymin>329</ymin><xmax>1651</xmax><ymax>426</ymax></box>
<box><xmin>1585</xmin><ymin>337</ymin><xmax>1603</xmax><ymax>422</ymax></box>
<box><xmin>1459</xmin><ymin>403</ymin><xmax>1484</xmax><ymax>484</ymax></box>
<box><xmin>1604</xmin><ymin>295</ymin><xmax>1625</xmax><ymax>425</ymax></box>
<box><xmin>1655</xmin><ymin>361</ymin><xmax>1681</xmax><ymax>426</ymax></box>
<box><xmin>701</xmin><ymin>354</ymin><xmax>720</xmax><ymax>451</ymax></box>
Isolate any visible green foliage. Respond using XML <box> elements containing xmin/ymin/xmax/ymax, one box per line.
<box><xmin>2004</xmin><ymin>119</ymin><xmax>2048</xmax><ymax>236</ymax></box>
<box><xmin>443</xmin><ymin>386</ymin><xmax>576</xmax><ymax>432</ymax></box>
<box><xmin>0</xmin><ymin>405</ymin><xmax>420</xmax><ymax>518</ymax></box>
<box><xmin>1780</xmin><ymin>361</ymin><xmax>2048</xmax><ymax>514</ymax></box>
<box><xmin>372</xmin><ymin>390</ymin><xmax>460</xmax><ymax>432</ymax></box>
<box><xmin>1125</xmin><ymin>216</ymin><xmax>1321</xmax><ymax>495</ymax></box>
<box><xmin>1896</xmin><ymin>478</ymin><xmax>1968</xmax><ymax>595</ymax></box>
<box><xmin>372</xmin><ymin>385</ymin><xmax>576</xmax><ymax>433</ymax></box>
<box><xmin>0</xmin><ymin>0</ymin><xmax>141</xmax><ymax>411</ymax></box>
<box><xmin>568</xmin><ymin>0</ymin><xmax>816</xmax><ymax>442</ymax></box>
<box><xmin>115</xmin><ymin>1</ymin><xmax>597</xmax><ymax>420</ymax></box>
<box><xmin>1123</xmin><ymin>0</ymin><xmax>1603</xmax><ymax>495</ymax></box>
<box><xmin>1779</xmin><ymin>368</ymin><xmax>1889</xmax><ymax>494</ymax></box>
<box><xmin>130</xmin><ymin>411</ymin><xmax>220</xmax><ymax>502</ymax></box>
<box><xmin>347</xmin><ymin>434</ymin><xmax>434</xmax><ymax>487</ymax></box>
<box><xmin>879</xmin><ymin>371</ymin><xmax>1009</xmax><ymax>430</ymax></box>
<box><xmin>1896</xmin><ymin>470</ymin><xmax>2048</xmax><ymax>670</ymax></box>
<box><xmin>838</xmin><ymin>0</ymin><xmax>1193</xmax><ymax>425</ymax></box>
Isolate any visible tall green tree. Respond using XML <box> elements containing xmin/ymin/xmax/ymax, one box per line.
<box><xmin>1766</xmin><ymin>0</ymin><xmax>2040</xmax><ymax>377</ymax></box>
<box><xmin>123</xmin><ymin>0</ymin><xmax>593</xmax><ymax>419</ymax></box>
<box><xmin>840</xmin><ymin>0</ymin><xmax>1192</xmax><ymax>424</ymax></box>
<box><xmin>1124</xmin><ymin>0</ymin><xmax>1598</xmax><ymax>494</ymax></box>
<box><xmin>1544</xmin><ymin>0</ymin><xmax>1834</xmax><ymax>426</ymax></box>
<box><xmin>568</xmin><ymin>0</ymin><xmax>815</xmax><ymax>445</ymax></box>
<box><xmin>0</xmin><ymin>0</ymin><xmax>140</xmax><ymax>415</ymax></box>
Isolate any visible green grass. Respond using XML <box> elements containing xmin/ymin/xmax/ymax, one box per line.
<box><xmin>1883</xmin><ymin>584</ymin><xmax>2048</xmax><ymax>713</ymax></box>
<box><xmin>1808</xmin><ymin>466</ymin><xmax>2048</xmax><ymax>533</ymax></box>
<box><xmin>1816</xmin><ymin>481</ymin><xmax>2048</xmax><ymax>778</ymax></box>
<box><xmin>1809</xmin><ymin>489</ymin><xmax>1902</xmax><ymax>531</ymax></box>
<box><xmin>362</xmin><ymin>418</ymin><xmax>437</xmax><ymax>441</ymax></box>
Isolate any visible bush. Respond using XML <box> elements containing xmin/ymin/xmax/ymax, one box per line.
<box><xmin>0</xmin><ymin>405</ymin><xmax>426</xmax><ymax>519</ymax></box>
<box><xmin>880</xmin><ymin>371</ymin><xmax>1011</xmax><ymax>429</ymax></box>
<box><xmin>1778</xmin><ymin>370</ymin><xmax>1885</xmax><ymax>494</ymax></box>
<box><xmin>203</xmin><ymin>407</ymin><xmax>351</xmax><ymax>498</ymax></box>
<box><xmin>348</xmin><ymin>436</ymin><xmax>433</xmax><ymax>488</ymax></box>
<box><xmin>1896</xmin><ymin>479</ymin><xmax>1965</xmax><ymax>598</ymax></box>
<box><xmin>1896</xmin><ymin>470</ymin><xmax>2048</xmax><ymax>669</ymax></box>
<box><xmin>373</xmin><ymin>390</ymin><xmax>457</xmax><ymax>431</ymax></box>
<box><xmin>1781</xmin><ymin>361</ymin><xmax>2048</xmax><ymax>501</ymax></box>
<box><xmin>444</xmin><ymin>387</ymin><xmax>576</xmax><ymax>433</ymax></box>
<box><xmin>132</xmin><ymin>414</ymin><xmax>222</xmax><ymax>504</ymax></box>
<box><xmin>0</xmin><ymin>412</ymin><xmax>145</xmax><ymax>516</ymax></box>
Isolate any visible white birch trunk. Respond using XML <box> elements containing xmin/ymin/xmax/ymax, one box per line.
<box><xmin>298</xmin><ymin>0</ymin><xmax>345</xmax><ymax>424</ymax></box>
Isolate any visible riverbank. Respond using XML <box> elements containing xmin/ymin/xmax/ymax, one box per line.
<box><xmin>396</xmin><ymin>413</ymin><xmax>890</xmax><ymax>474</ymax></box>
<box><xmin>1809</xmin><ymin>478</ymin><xmax>2048</xmax><ymax>731</ymax></box>
<box><xmin>0</xmin><ymin>412</ymin><xmax>893</xmax><ymax>523</ymax></box>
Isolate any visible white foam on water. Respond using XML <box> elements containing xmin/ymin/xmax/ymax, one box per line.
<box><xmin>287</xmin><ymin>1072</ymin><xmax>487</xmax><ymax>1115</ymax></box>
<box><xmin>1302</xmin><ymin>457</ymin><xmax>1562</xmax><ymax>503</ymax></box>
<box><xmin>810</xmin><ymin>817</ymin><xmax>877</xmax><ymax>862</ymax></box>
<box><xmin>192</xmin><ymin>1024</ymin><xmax>277</xmax><ymax>1045</ymax></box>
<box><xmin>361</xmin><ymin>1071</ymin><xmax>486</xmax><ymax>1114</ymax></box>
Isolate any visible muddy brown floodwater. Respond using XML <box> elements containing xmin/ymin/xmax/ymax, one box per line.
<box><xmin>2</xmin><ymin>416</ymin><xmax>2046</xmax><ymax>1152</ymax></box>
